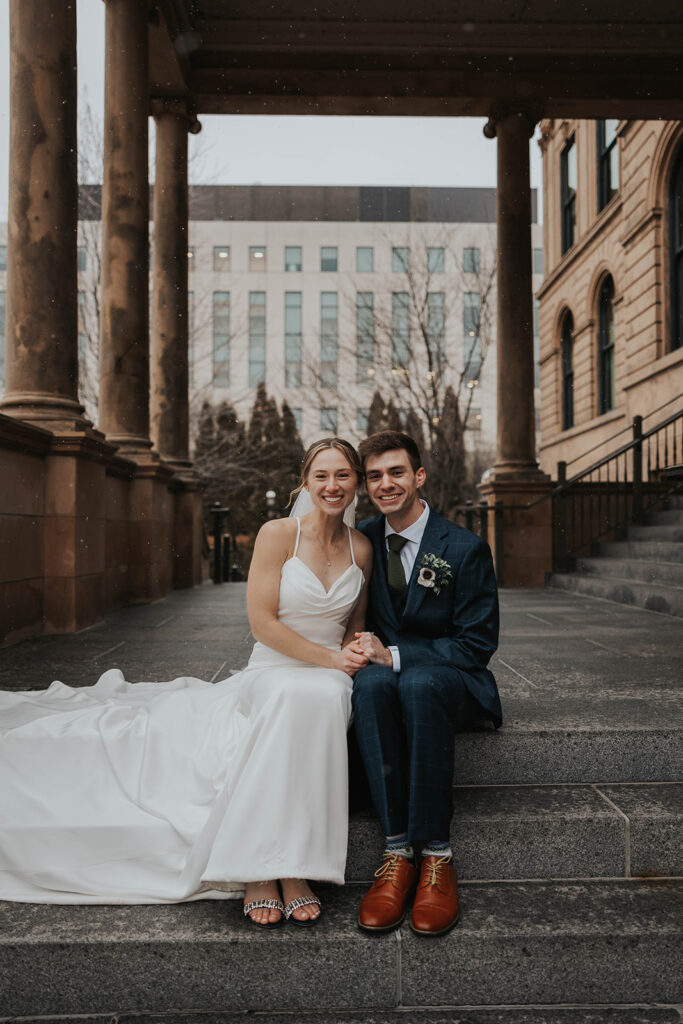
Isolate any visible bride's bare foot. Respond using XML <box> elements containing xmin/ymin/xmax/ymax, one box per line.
<box><xmin>280</xmin><ymin>877</ymin><xmax>321</xmax><ymax>923</ymax></box>
<box><xmin>243</xmin><ymin>880</ymin><xmax>283</xmax><ymax>926</ymax></box>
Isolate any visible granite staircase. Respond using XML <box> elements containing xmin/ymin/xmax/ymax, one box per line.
<box><xmin>1</xmin><ymin>585</ymin><xmax>682</xmax><ymax>1024</ymax></box>
<box><xmin>549</xmin><ymin>495</ymin><xmax>683</xmax><ymax>617</ymax></box>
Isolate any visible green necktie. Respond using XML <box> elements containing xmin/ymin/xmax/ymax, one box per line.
<box><xmin>387</xmin><ymin>534</ymin><xmax>408</xmax><ymax>594</ymax></box>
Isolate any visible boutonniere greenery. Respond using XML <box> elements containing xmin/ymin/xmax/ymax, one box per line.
<box><xmin>416</xmin><ymin>553</ymin><xmax>453</xmax><ymax>595</ymax></box>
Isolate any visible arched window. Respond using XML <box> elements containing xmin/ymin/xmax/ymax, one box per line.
<box><xmin>670</xmin><ymin>148</ymin><xmax>683</xmax><ymax>352</ymax></box>
<box><xmin>561</xmin><ymin>311</ymin><xmax>574</xmax><ymax>430</ymax></box>
<box><xmin>598</xmin><ymin>276</ymin><xmax>615</xmax><ymax>414</ymax></box>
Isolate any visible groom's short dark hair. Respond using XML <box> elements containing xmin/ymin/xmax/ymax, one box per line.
<box><xmin>358</xmin><ymin>431</ymin><xmax>423</xmax><ymax>473</ymax></box>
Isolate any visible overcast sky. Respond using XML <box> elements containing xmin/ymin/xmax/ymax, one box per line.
<box><xmin>0</xmin><ymin>0</ymin><xmax>543</xmax><ymax>220</ymax></box>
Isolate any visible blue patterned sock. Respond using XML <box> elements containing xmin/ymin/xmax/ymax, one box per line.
<box><xmin>422</xmin><ymin>840</ymin><xmax>452</xmax><ymax>859</ymax></box>
<box><xmin>385</xmin><ymin>833</ymin><xmax>413</xmax><ymax>859</ymax></box>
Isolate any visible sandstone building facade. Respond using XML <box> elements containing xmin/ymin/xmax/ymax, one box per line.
<box><xmin>537</xmin><ymin>119</ymin><xmax>683</xmax><ymax>478</ymax></box>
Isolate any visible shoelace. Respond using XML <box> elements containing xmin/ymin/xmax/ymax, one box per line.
<box><xmin>421</xmin><ymin>855</ymin><xmax>451</xmax><ymax>887</ymax></box>
<box><xmin>374</xmin><ymin>852</ymin><xmax>405</xmax><ymax>885</ymax></box>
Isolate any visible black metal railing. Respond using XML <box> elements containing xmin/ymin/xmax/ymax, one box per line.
<box><xmin>210</xmin><ymin>503</ymin><xmax>245</xmax><ymax>583</ymax></box>
<box><xmin>451</xmin><ymin>500</ymin><xmax>506</xmax><ymax>585</ymax></box>
<box><xmin>451</xmin><ymin>405</ymin><xmax>682</xmax><ymax>584</ymax></box>
<box><xmin>554</xmin><ymin>408</ymin><xmax>682</xmax><ymax>570</ymax></box>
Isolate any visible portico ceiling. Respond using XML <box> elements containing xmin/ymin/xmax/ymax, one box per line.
<box><xmin>150</xmin><ymin>0</ymin><xmax>683</xmax><ymax>120</ymax></box>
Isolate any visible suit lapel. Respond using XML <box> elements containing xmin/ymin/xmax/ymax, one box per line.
<box><xmin>402</xmin><ymin>510</ymin><xmax>450</xmax><ymax>620</ymax></box>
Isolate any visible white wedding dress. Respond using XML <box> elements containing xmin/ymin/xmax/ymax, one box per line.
<box><xmin>0</xmin><ymin>521</ymin><xmax>364</xmax><ymax>904</ymax></box>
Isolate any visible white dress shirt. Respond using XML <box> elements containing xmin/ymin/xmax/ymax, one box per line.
<box><xmin>384</xmin><ymin>501</ymin><xmax>430</xmax><ymax>672</ymax></box>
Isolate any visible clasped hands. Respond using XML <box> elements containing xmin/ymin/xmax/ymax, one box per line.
<box><xmin>337</xmin><ymin>631</ymin><xmax>393</xmax><ymax>675</ymax></box>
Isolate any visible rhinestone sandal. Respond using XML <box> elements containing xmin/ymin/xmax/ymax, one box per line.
<box><xmin>243</xmin><ymin>897</ymin><xmax>285</xmax><ymax>929</ymax></box>
<box><xmin>284</xmin><ymin>894</ymin><xmax>322</xmax><ymax>927</ymax></box>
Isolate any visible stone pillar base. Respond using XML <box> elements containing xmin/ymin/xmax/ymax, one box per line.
<box><xmin>42</xmin><ymin>430</ymin><xmax>117</xmax><ymax>634</ymax></box>
<box><xmin>128</xmin><ymin>458</ymin><xmax>175</xmax><ymax>603</ymax></box>
<box><xmin>479</xmin><ymin>476</ymin><xmax>554</xmax><ymax>587</ymax></box>
<box><xmin>0</xmin><ymin>393</ymin><xmax>91</xmax><ymax>433</ymax></box>
<box><xmin>172</xmin><ymin>478</ymin><xmax>204</xmax><ymax>589</ymax></box>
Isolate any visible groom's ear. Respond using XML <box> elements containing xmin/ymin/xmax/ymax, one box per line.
<box><xmin>416</xmin><ymin>466</ymin><xmax>427</xmax><ymax>488</ymax></box>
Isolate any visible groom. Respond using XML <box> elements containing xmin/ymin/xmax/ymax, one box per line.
<box><xmin>352</xmin><ymin>430</ymin><xmax>501</xmax><ymax>936</ymax></box>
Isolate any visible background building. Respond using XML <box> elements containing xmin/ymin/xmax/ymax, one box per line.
<box><xmin>2</xmin><ymin>185</ymin><xmax>541</xmax><ymax>458</ymax></box>
<box><xmin>537</xmin><ymin>118</ymin><xmax>683</xmax><ymax>477</ymax></box>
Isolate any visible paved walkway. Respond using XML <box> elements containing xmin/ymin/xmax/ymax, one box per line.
<box><xmin>1</xmin><ymin>582</ymin><xmax>681</xmax><ymax>765</ymax></box>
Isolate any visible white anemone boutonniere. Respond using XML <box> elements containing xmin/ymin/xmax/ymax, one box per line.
<box><xmin>416</xmin><ymin>553</ymin><xmax>453</xmax><ymax>596</ymax></box>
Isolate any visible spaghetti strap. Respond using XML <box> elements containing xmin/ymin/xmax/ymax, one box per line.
<box><xmin>293</xmin><ymin>517</ymin><xmax>302</xmax><ymax>557</ymax></box>
<box><xmin>347</xmin><ymin>525</ymin><xmax>357</xmax><ymax>567</ymax></box>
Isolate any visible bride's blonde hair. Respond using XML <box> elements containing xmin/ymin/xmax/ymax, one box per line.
<box><xmin>288</xmin><ymin>437</ymin><xmax>363</xmax><ymax>507</ymax></box>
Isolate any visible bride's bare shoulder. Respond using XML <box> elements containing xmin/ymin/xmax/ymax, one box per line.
<box><xmin>254</xmin><ymin>517</ymin><xmax>298</xmax><ymax>553</ymax></box>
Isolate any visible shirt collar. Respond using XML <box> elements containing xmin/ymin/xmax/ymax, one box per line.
<box><xmin>385</xmin><ymin>500</ymin><xmax>430</xmax><ymax>545</ymax></box>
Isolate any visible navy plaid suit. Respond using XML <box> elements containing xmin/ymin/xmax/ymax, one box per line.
<box><xmin>352</xmin><ymin>509</ymin><xmax>502</xmax><ymax>841</ymax></box>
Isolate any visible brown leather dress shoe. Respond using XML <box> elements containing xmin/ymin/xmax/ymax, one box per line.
<box><xmin>358</xmin><ymin>852</ymin><xmax>418</xmax><ymax>932</ymax></box>
<box><xmin>410</xmin><ymin>855</ymin><xmax>460</xmax><ymax>936</ymax></box>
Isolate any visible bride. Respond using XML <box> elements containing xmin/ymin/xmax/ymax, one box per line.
<box><xmin>0</xmin><ymin>437</ymin><xmax>372</xmax><ymax>928</ymax></box>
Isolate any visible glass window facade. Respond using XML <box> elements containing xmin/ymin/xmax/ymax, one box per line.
<box><xmin>598</xmin><ymin>277</ymin><xmax>615</xmax><ymax>414</ymax></box>
<box><xmin>561</xmin><ymin>138</ymin><xmax>577</xmax><ymax>254</ymax></box>
<box><xmin>670</xmin><ymin>148</ymin><xmax>683</xmax><ymax>352</ymax></box>
<box><xmin>249</xmin><ymin>246</ymin><xmax>266</xmax><ymax>271</ymax></box>
<box><xmin>356</xmin><ymin>246</ymin><xmax>373</xmax><ymax>272</ymax></box>
<box><xmin>392</xmin><ymin>247</ymin><xmax>409</xmax><ymax>272</ymax></box>
<box><xmin>597</xmin><ymin>119</ymin><xmax>620</xmax><ymax>211</ymax></box>
<box><xmin>213</xmin><ymin>246</ymin><xmax>230</xmax><ymax>270</ymax></box>
<box><xmin>561</xmin><ymin>311</ymin><xmax>574</xmax><ymax>430</ymax></box>
<box><xmin>77</xmin><ymin>246</ymin><xmax>87</xmax><ymax>272</ymax></box>
<box><xmin>427</xmin><ymin>247</ymin><xmax>445</xmax><ymax>273</ymax></box>
<box><xmin>249</xmin><ymin>291</ymin><xmax>266</xmax><ymax>387</ymax></box>
<box><xmin>285</xmin><ymin>246</ymin><xmax>302</xmax><ymax>272</ymax></box>
<box><xmin>392</xmin><ymin>292</ymin><xmax>410</xmax><ymax>375</ymax></box>
<box><xmin>321</xmin><ymin>246</ymin><xmax>338</xmax><ymax>272</ymax></box>
<box><xmin>213</xmin><ymin>290</ymin><xmax>230</xmax><ymax>386</ymax></box>
<box><xmin>427</xmin><ymin>292</ymin><xmax>445</xmax><ymax>361</ymax></box>
<box><xmin>290</xmin><ymin>407</ymin><xmax>302</xmax><ymax>432</ymax></box>
<box><xmin>356</xmin><ymin>407</ymin><xmax>369</xmax><ymax>432</ymax></box>
<box><xmin>463</xmin><ymin>292</ymin><xmax>482</xmax><ymax>383</ymax></box>
<box><xmin>188</xmin><ymin>290</ymin><xmax>194</xmax><ymax>388</ymax></box>
<box><xmin>285</xmin><ymin>291</ymin><xmax>302</xmax><ymax>387</ymax></box>
<box><xmin>463</xmin><ymin>247</ymin><xmax>480</xmax><ymax>273</ymax></box>
<box><xmin>77</xmin><ymin>291</ymin><xmax>86</xmax><ymax>365</ymax></box>
<box><xmin>0</xmin><ymin>291</ymin><xmax>4</xmax><ymax>386</ymax></box>
<box><xmin>320</xmin><ymin>292</ymin><xmax>338</xmax><ymax>388</ymax></box>
<box><xmin>356</xmin><ymin>291</ymin><xmax>375</xmax><ymax>385</ymax></box>
<box><xmin>533</xmin><ymin>248</ymin><xmax>544</xmax><ymax>275</ymax></box>
<box><xmin>321</xmin><ymin>407</ymin><xmax>338</xmax><ymax>432</ymax></box>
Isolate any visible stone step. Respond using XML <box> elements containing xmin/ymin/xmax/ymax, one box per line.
<box><xmin>346</xmin><ymin>783</ymin><xmax>682</xmax><ymax>882</ymax></box>
<box><xmin>598</xmin><ymin>539</ymin><xmax>683</xmax><ymax>562</ymax></box>
<box><xmin>647</xmin><ymin>507</ymin><xmax>683</xmax><ymax>525</ymax></box>
<box><xmin>5</xmin><ymin>1009</ymin><xmax>681</xmax><ymax>1024</ymax></box>
<box><xmin>627</xmin><ymin>523</ymin><xmax>683</xmax><ymax>543</ymax></box>
<box><xmin>2</xmin><ymin>881</ymin><xmax>681</xmax><ymax>1017</ymax></box>
<box><xmin>547</xmin><ymin>570</ymin><xmax>683</xmax><ymax>618</ymax></box>
<box><xmin>575</xmin><ymin>556</ymin><xmax>683</xmax><ymax>586</ymax></box>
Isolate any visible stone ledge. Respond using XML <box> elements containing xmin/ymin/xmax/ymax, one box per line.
<box><xmin>1</xmin><ymin>881</ymin><xmax>681</xmax><ymax>1017</ymax></box>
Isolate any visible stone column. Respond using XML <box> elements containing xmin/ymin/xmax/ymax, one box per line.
<box><xmin>99</xmin><ymin>0</ymin><xmax>152</xmax><ymax>454</ymax></box>
<box><xmin>479</xmin><ymin>112</ymin><xmax>552</xmax><ymax>586</ymax></box>
<box><xmin>151</xmin><ymin>100</ymin><xmax>204</xmax><ymax>589</ymax></box>
<box><xmin>488</xmin><ymin>111</ymin><xmax>542</xmax><ymax>479</ymax></box>
<box><xmin>1</xmin><ymin>0</ymin><xmax>86</xmax><ymax>429</ymax></box>
<box><xmin>150</xmin><ymin>99</ymin><xmax>193</xmax><ymax>473</ymax></box>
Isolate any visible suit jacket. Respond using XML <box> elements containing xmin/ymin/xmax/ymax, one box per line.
<box><xmin>358</xmin><ymin>508</ymin><xmax>502</xmax><ymax>727</ymax></box>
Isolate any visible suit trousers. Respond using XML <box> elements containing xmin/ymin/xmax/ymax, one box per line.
<box><xmin>351</xmin><ymin>663</ymin><xmax>479</xmax><ymax>841</ymax></box>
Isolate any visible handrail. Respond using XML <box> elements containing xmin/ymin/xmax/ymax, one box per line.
<box><xmin>565</xmin><ymin>393</ymin><xmax>683</xmax><ymax>468</ymax></box>
<box><xmin>454</xmin><ymin>405</ymin><xmax>682</xmax><ymax>581</ymax></box>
